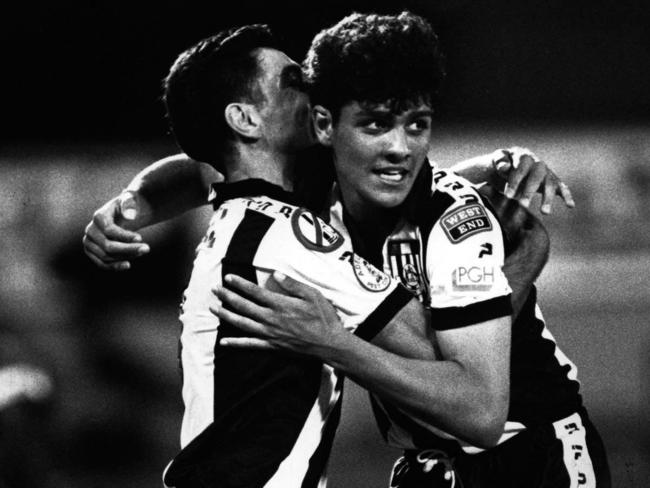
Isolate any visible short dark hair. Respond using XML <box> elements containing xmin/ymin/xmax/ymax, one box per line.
<box><xmin>304</xmin><ymin>11</ymin><xmax>445</xmax><ymax>119</ymax></box>
<box><xmin>163</xmin><ymin>24</ymin><xmax>278</xmax><ymax>168</ymax></box>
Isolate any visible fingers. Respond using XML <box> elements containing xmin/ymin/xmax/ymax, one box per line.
<box><xmin>218</xmin><ymin>337</ymin><xmax>277</xmax><ymax>350</ymax></box>
<box><xmin>271</xmin><ymin>271</ymin><xmax>319</xmax><ymax>300</ymax></box>
<box><xmin>517</xmin><ymin>160</ymin><xmax>547</xmax><ymax>208</ymax></box>
<box><xmin>209</xmin><ymin>302</ymin><xmax>267</xmax><ymax>337</ymax></box>
<box><xmin>84</xmin><ymin>223</ymin><xmax>149</xmax><ymax>259</ymax></box>
<box><xmin>95</xmin><ymin>212</ymin><xmax>143</xmax><ymax>243</ymax></box>
<box><xmin>82</xmin><ymin>237</ymin><xmax>131</xmax><ymax>270</ymax></box>
<box><xmin>540</xmin><ymin>177</ymin><xmax>556</xmax><ymax>215</ymax></box>
<box><xmin>558</xmin><ymin>181</ymin><xmax>575</xmax><ymax>209</ymax></box>
<box><xmin>213</xmin><ymin>283</ymin><xmax>272</xmax><ymax>323</ymax></box>
<box><xmin>220</xmin><ymin>274</ymin><xmax>285</xmax><ymax>307</ymax></box>
<box><xmin>504</xmin><ymin>151</ymin><xmax>533</xmax><ymax>200</ymax></box>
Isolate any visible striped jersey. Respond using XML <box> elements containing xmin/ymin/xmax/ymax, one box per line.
<box><xmin>164</xmin><ymin>179</ymin><xmax>411</xmax><ymax>488</ymax></box>
<box><xmin>331</xmin><ymin>167</ymin><xmax>581</xmax><ymax>454</ymax></box>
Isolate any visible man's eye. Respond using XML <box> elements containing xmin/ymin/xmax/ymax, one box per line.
<box><xmin>363</xmin><ymin>120</ymin><xmax>388</xmax><ymax>131</ymax></box>
<box><xmin>408</xmin><ymin>119</ymin><xmax>431</xmax><ymax>132</ymax></box>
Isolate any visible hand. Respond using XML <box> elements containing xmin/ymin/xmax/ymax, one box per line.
<box><xmin>211</xmin><ymin>272</ymin><xmax>347</xmax><ymax>354</ymax></box>
<box><xmin>492</xmin><ymin>147</ymin><xmax>575</xmax><ymax>214</ymax></box>
<box><xmin>82</xmin><ymin>192</ymin><xmax>150</xmax><ymax>271</ymax></box>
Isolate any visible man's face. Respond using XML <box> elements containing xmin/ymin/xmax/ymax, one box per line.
<box><xmin>254</xmin><ymin>48</ymin><xmax>314</xmax><ymax>151</ymax></box>
<box><xmin>330</xmin><ymin>101</ymin><xmax>433</xmax><ymax>216</ymax></box>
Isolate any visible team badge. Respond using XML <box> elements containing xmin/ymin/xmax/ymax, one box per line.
<box><xmin>291</xmin><ymin>208</ymin><xmax>344</xmax><ymax>252</ymax></box>
<box><xmin>440</xmin><ymin>204</ymin><xmax>492</xmax><ymax>243</ymax></box>
<box><xmin>352</xmin><ymin>254</ymin><xmax>391</xmax><ymax>292</ymax></box>
<box><xmin>387</xmin><ymin>239</ymin><xmax>427</xmax><ymax>302</ymax></box>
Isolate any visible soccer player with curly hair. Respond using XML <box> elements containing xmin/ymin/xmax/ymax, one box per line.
<box><xmin>213</xmin><ymin>12</ymin><xmax>610</xmax><ymax>488</ymax></box>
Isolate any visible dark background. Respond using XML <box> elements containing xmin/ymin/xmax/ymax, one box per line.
<box><xmin>1</xmin><ymin>2</ymin><xmax>649</xmax><ymax>487</ymax></box>
<box><xmin>4</xmin><ymin>0</ymin><xmax>650</xmax><ymax>141</ymax></box>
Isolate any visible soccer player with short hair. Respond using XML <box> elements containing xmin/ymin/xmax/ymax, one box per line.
<box><xmin>154</xmin><ymin>23</ymin><xmax>441</xmax><ymax>488</ymax></box>
<box><xmin>213</xmin><ymin>11</ymin><xmax>611</xmax><ymax>488</ymax></box>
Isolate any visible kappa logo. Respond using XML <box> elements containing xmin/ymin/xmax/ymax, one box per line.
<box><xmin>352</xmin><ymin>254</ymin><xmax>391</xmax><ymax>292</ymax></box>
<box><xmin>440</xmin><ymin>204</ymin><xmax>492</xmax><ymax>243</ymax></box>
<box><xmin>291</xmin><ymin>208</ymin><xmax>344</xmax><ymax>253</ymax></box>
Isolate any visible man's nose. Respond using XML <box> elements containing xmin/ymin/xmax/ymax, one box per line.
<box><xmin>385</xmin><ymin>128</ymin><xmax>411</xmax><ymax>162</ymax></box>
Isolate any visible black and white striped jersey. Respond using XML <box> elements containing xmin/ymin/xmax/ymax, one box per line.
<box><xmin>331</xmin><ymin>169</ymin><xmax>581</xmax><ymax>455</ymax></box>
<box><xmin>164</xmin><ymin>179</ymin><xmax>411</xmax><ymax>488</ymax></box>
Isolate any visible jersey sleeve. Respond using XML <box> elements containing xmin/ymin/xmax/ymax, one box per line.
<box><xmin>426</xmin><ymin>173</ymin><xmax>512</xmax><ymax>330</ymax></box>
<box><xmin>253</xmin><ymin>207</ymin><xmax>413</xmax><ymax>340</ymax></box>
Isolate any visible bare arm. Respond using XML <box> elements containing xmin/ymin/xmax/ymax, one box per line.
<box><xmin>123</xmin><ymin>153</ymin><xmax>220</xmax><ymax>227</ymax></box>
<box><xmin>450</xmin><ymin>147</ymin><xmax>575</xmax><ymax>214</ymax></box>
<box><xmin>82</xmin><ymin>154</ymin><xmax>221</xmax><ymax>270</ymax></box>
<box><xmin>215</xmin><ymin>273</ymin><xmax>510</xmax><ymax>448</ymax></box>
<box><xmin>480</xmin><ymin>185</ymin><xmax>550</xmax><ymax>317</ymax></box>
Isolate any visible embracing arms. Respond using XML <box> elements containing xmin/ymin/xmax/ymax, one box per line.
<box><xmin>82</xmin><ymin>148</ymin><xmax>571</xmax><ymax>270</ymax></box>
<box><xmin>215</xmin><ymin>272</ymin><xmax>510</xmax><ymax>448</ymax></box>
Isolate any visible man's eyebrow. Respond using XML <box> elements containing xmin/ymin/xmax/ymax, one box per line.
<box><xmin>411</xmin><ymin>109</ymin><xmax>434</xmax><ymax>117</ymax></box>
<box><xmin>356</xmin><ymin>107</ymin><xmax>434</xmax><ymax>118</ymax></box>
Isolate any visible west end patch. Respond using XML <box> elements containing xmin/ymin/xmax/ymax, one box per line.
<box><xmin>352</xmin><ymin>254</ymin><xmax>391</xmax><ymax>292</ymax></box>
<box><xmin>291</xmin><ymin>208</ymin><xmax>344</xmax><ymax>253</ymax></box>
<box><xmin>440</xmin><ymin>204</ymin><xmax>492</xmax><ymax>243</ymax></box>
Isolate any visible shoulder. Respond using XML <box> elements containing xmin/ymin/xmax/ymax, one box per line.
<box><xmin>420</xmin><ymin>170</ymin><xmax>500</xmax><ymax>245</ymax></box>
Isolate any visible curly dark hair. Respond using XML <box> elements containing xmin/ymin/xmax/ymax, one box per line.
<box><xmin>303</xmin><ymin>11</ymin><xmax>446</xmax><ymax>119</ymax></box>
<box><xmin>163</xmin><ymin>25</ymin><xmax>279</xmax><ymax>168</ymax></box>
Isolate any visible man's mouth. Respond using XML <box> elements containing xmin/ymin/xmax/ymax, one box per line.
<box><xmin>373</xmin><ymin>168</ymin><xmax>409</xmax><ymax>183</ymax></box>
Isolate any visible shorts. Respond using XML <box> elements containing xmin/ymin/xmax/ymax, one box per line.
<box><xmin>389</xmin><ymin>409</ymin><xmax>611</xmax><ymax>488</ymax></box>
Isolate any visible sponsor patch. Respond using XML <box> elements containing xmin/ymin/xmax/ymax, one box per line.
<box><xmin>291</xmin><ymin>208</ymin><xmax>344</xmax><ymax>253</ymax></box>
<box><xmin>352</xmin><ymin>254</ymin><xmax>391</xmax><ymax>292</ymax></box>
<box><xmin>452</xmin><ymin>265</ymin><xmax>496</xmax><ymax>292</ymax></box>
<box><xmin>440</xmin><ymin>204</ymin><xmax>492</xmax><ymax>243</ymax></box>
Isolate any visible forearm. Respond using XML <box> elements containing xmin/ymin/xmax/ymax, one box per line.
<box><xmin>311</xmin><ymin>328</ymin><xmax>507</xmax><ymax>448</ymax></box>
<box><xmin>450</xmin><ymin>153</ymin><xmax>502</xmax><ymax>190</ymax></box>
<box><xmin>482</xmin><ymin>187</ymin><xmax>550</xmax><ymax>316</ymax></box>
<box><xmin>124</xmin><ymin>153</ymin><xmax>218</xmax><ymax>227</ymax></box>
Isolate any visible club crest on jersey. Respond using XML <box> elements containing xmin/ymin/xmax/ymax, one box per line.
<box><xmin>291</xmin><ymin>208</ymin><xmax>344</xmax><ymax>253</ymax></box>
<box><xmin>352</xmin><ymin>254</ymin><xmax>391</xmax><ymax>292</ymax></box>
<box><xmin>387</xmin><ymin>239</ymin><xmax>427</xmax><ymax>301</ymax></box>
<box><xmin>440</xmin><ymin>204</ymin><xmax>492</xmax><ymax>243</ymax></box>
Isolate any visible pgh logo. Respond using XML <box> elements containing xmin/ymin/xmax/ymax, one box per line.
<box><xmin>440</xmin><ymin>204</ymin><xmax>492</xmax><ymax>243</ymax></box>
<box><xmin>452</xmin><ymin>266</ymin><xmax>495</xmax><ymax>292</ymax></box>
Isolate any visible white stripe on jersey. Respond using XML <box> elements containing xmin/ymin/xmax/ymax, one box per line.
<box><xmin>553</xmin><ymin>412</ymin><xmax>596</xmax><ymax>487</ymax></box>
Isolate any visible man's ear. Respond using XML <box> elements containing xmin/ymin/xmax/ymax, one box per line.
<box><xmin>312</xmin><ymin>105</ymin><xmax>334</xmax><ymax>147</ymax></box>
<box><xmin>224</xmin><ymin>103</ymin><xmax>261</xmax><ymax>139</ymax></box>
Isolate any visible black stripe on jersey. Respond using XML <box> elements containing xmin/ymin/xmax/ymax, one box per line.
<box><xmin>415</xmin><ymin>188</ymin><xmax>456</xmax><ymax>271</ymax></box>
<box><xmin>219</xmin><ymin>209</ymin><xmax>274</xmax><ymax>338</ymax></box>
<box><xmin>355</xmin><ymin>285</ymin><xmax>414</xmax><ymax>341</ymax></box>
<box><xmin>430</xmin><ymin>294</ymin><xmax>512</xmax><ymax>330</ymax></box>
<box><xmin>301</xmin><ymin>376</ymin><xmax>344</xmax><ymax>488</ymax></box>
<box><xmin>166</xmin><ymin>208</ymin><xmax>325</xmax><ymax>488</ymax></box>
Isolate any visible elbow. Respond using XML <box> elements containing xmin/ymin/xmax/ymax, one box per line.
<box><xmin>466</xmin><ymin>390</ymin><xmax>509</xmax><ymax>448</ymax></box>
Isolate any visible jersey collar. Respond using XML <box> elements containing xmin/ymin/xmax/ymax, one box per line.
<box><xmin>209</xmin><ymin>179</ymin><xmax>301</xmax><ymax>208</ymax></box>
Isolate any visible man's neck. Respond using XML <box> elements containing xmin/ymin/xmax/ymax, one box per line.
<box><xmin>226</xmin><ymin>145</ymin><xmax>296</xmax><ymax>191</ymax></box>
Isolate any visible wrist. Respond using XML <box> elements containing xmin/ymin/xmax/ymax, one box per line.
<box><xmin>117</xmin><ymin>189</ymin><xmax>153</xmax><ymax>229</ymax></box>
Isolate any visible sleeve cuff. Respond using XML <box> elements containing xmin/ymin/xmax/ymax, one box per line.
<box><xmin>430</xmin><ymin>294</ymin><xmax>512</xmax><ymax>330</ymax></box>
<box><xmin>354</xmin><ymin>285</ymin><xmax>414</xmax><ymax>341</ymax></box>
